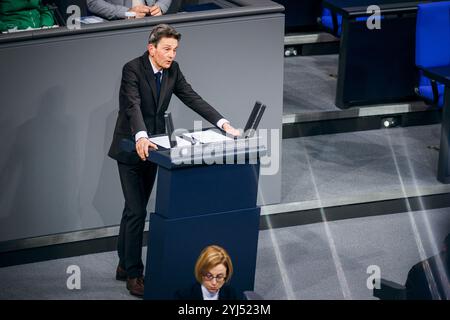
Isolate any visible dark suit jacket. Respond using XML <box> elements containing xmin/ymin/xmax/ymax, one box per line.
<box><xmin>405</xmin><ymin>252</ymin><xmax>450</xmax><ymax>300</ymax></box>
<box><xmin>108</xmin><ymin>52</ymin><xmax>224</xmax><ymax>164</ymax></box>
<box><xmin>174</xmin><ymin>283</ymin><xmax>243</xmax><ymax>300</ymax></box>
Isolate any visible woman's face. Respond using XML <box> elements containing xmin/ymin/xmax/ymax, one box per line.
<box><xmin>202</xmin><ymin>263</ymin><xmax>227</xmax><ymax>293</ymax></box>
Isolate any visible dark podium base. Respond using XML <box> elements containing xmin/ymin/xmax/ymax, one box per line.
<box><xmin>144</xmin><ymin>207</ymin><xmax>261</xmax><ymax>300</ymax></box>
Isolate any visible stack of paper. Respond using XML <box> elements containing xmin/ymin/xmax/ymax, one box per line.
<box><xmin>75</xmin><ymin>16</ymin><xmax>105</xmax><ymax>24</ymax></box>
<box><xmin>149</xmin><ymin>136</ymin><xmax>192</xmax><ymax>149</ymax></box>
<box><xmin>183</xmin><ymin>130</ymin><xmax>233</xmax><ymax>144</ymax></box>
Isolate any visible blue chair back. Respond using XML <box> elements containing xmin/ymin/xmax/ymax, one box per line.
<box><xmin>415</xmin><ymin>1</ymin><xmax>450</xmax><ymax>107</ymax></box>
<box><xmin>320</xmin><ymin>6</ymin><xmax>383</xmax><ymax>37</ymax></box>
<box><xmin>320</xmin><ymin>7</ymin><xmax>343</xmax><ymax>36</ymax></box>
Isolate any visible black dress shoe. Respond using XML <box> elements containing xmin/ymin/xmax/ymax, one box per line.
<box><xmin>116</xmin><ymin>266</ymin><xmax>127</xmax><ymax>281</ymax></box>
<box><xmin>126</xmin><ymin>277</ymin><xmax>144</xmax><ymax>297</ymax></box>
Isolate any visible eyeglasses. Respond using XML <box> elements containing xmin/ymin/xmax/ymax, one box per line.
<box><xmin>202</xmin><ymin>273</ymin><xmax>226</xmax><ymax>282</ymax></box>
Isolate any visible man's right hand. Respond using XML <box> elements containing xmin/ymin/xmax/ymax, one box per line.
<box><xmin>128</xmin><ymin>5</ymin><xmax>151</xmax><ymax>19</ymax></box>
<box><xmin>136</xmin><ymin>137</ymin><xmax>158</xmax><ymax>161</ymax></box>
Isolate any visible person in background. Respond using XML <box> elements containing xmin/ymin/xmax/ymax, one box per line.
<box><xmin>86</xmin><ymin>0</ymin><xmax>172</xmax><ymax>20</ymax></box>
<box><xmin>0</xmin><ymin>0</ymin><xmax>56</xmax><ymax>32</ymax></box>
<box><xmin>175</xmin><ymin>245</ymin><xmax>243</xmax><ymax>300</ymax></box>
<box><xmin>405</xmin><ymin>233</ymin><xmax>450</xmax><ymax>300</ymax></box>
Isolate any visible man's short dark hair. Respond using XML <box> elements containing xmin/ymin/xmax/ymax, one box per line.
<box><xmin>148</xmin><ymin>24</ymin><xmax>181</xmax><ymax>46</ymax></box>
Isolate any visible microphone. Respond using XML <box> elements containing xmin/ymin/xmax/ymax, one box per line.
<box><xmin>165</xmin><ymin>112</ymin><xmax>177</xmax><ymax>148</ymax></box>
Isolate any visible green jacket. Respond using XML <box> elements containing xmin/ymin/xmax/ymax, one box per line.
<box><xmin>0</xmin><ymin>0</ymin><xmax>55</xmax><ymax>32</ymax></box>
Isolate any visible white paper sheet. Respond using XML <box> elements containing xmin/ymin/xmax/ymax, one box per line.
<box><xmin>182</xmin><ymin>130</ymin><xmax>233</xmax><ymax>144</ymax></box>
<box><xmin>149</xmin><ymin>135</ymin><xmax>192</xmax><ymax>149</ymax></box>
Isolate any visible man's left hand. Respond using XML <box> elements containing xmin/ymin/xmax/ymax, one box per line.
<box><xmin>222</xmin><ymin>123</ymin><xmax>241</xmax><ymax>137</ymax></box>
<box><xmin>149</xmin><ymin>5</ymin><xmax>162</xmax><ymax>16</ymax></box>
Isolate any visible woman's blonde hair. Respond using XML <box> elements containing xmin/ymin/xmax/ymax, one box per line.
<box><xmin>194</xmin><ymin>245</ymin><xmax>233</xmax><ymax>284</ymax></box>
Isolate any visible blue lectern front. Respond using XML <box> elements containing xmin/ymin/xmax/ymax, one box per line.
<box><xmin>143</xmin><ymin>138</ymin><xmax>266</xmax><ymax>299</ymax></box>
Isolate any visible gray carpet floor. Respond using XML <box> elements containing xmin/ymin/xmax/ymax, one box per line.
<box><xmin>283</xmin><ymin>54</ymin><xmax>340</xmax><ymax>115</ymax></box>
<box><xmin>0</xmin><ymin>207</ymin><xmax>448</xmax><ymax>300</ymax></box>
<box><xmin>281</xmin><ymin>124</ymin><xmax>443</xmax><ymax>205</ymax></box>
<box><xmin>256</xmin><ymin>207</ymin><xmax>450</xmax><ymax>299</ymax></box>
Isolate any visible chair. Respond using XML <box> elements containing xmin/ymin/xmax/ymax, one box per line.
<box><xmin>319</xmin><ymin>7</ymin><xmax>343</xmax><ymax>36</ymax></box>
<box><xmin>319</xmin><ymin>7</ymin><xmax>378</xmax><ymax>38</ymax></box>
<box><xmin>415</xmin><ymin>1</ymin><xmax>450</xmax><ymax>108</ymax></box>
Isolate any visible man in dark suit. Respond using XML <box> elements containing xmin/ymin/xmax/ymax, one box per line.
<box><xmin>108</xmin><ymin>24</ymin><xmax>240</xmax><ymax>297</ymax></box>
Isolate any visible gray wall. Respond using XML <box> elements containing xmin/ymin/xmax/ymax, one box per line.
<box><xmin>0</xmin><ymin>14</ymin><xmax>284</xmax><ymax>242</ymax></box>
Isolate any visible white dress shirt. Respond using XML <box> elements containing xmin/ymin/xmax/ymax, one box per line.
<box><xmin>135</xmin><ymin>57</ymin><xmax>229</xmax><ymax>142</ymax></box>
<box><xmin>201</xmin><ymin>284</ymin><xmax>219</xmax><ymax>300</ymax></box>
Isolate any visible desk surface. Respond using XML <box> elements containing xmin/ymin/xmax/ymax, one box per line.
<box><xmin>0</xmin><ymin>0</ymin><xmax>283</xmax><ymax>45</ymax></box>
<box><xmin>421</xmin><ymin>66</ymin><xmax>450</xmax><ymax>86</ymax></box>
<box><xmin>323</xmin><ymin>0</ymin><xmax>429</xmax><ymax>16</ymax></box>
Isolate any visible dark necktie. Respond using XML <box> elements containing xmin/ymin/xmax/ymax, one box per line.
<box><xmin>155</xmin><ymin>71</ymin><xmax>162</xmax><ymax>101</ymax></box>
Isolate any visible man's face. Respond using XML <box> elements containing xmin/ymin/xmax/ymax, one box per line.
<box><xmin>148</xmin><ymin>37</ymin><xmax>178</xmax><ymax>70</ymax></box>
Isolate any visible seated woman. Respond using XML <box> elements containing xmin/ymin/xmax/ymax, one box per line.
<box><xmin>175</xmin><ymin>245</ymin><xmax>243</xmax><ymax>300</ymax></box>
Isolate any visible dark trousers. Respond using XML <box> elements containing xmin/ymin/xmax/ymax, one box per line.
<box><xmin>117</xmin><ymin>160</ymin><xmax>158</xmax><ymax>278</ymax></box>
